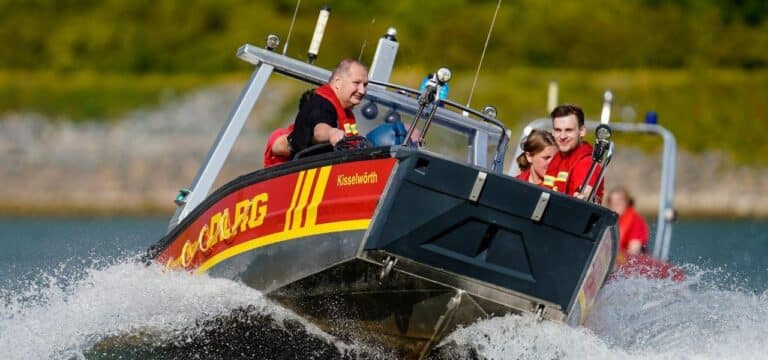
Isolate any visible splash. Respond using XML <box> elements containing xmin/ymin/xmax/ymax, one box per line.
<box><xmin>3</xmin><ymin>256</ymin><xmax>766</xmax><ymax>359</ymax></box>
<box><xmin>438</xmin><ymin>268</ymin><xmax>768</xmax><ymax>360</ymax></box>
<box><xmin>0</xmin><ymin>257</ymin><xmax>354</xmax><ymax>360</ymax></box>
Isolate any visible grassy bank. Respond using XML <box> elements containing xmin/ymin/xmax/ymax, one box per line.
<box><xmin>3</xmin><ymin>67</ymin><xmax>767</xmax><ymax>165</ymax></box>
<box><xmin>0</xmin><ymin>71</ymin><xmax>243</xmax><ymax>121</ymax></box>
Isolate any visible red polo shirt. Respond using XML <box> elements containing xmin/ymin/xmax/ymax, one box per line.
<box><xmin>618</xmin><ymin>206</ymin><xmax>650</xmax><ymax>252</ymax></box>
<box><xmin>544</xmin><ymin>142</ymin><xmax>604</xmax><ymax>202</ymax></box>
<box><xmin>263</xmin><ymin>125</ymin><xmax>293</xmax><ymax>168</ymax></box>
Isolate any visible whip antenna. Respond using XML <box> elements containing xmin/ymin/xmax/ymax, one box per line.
<box><xmin>466</xmin><ymin>0</ymin><xmax>502</xmax><ymax>109</ymax></box>
<box><xmin>282</xmin><ymin>0</ymin><xmax>302</xmax><ymax>55</ymax></box>
<box><xmin>359</xmin><ymin>18</ymin><xmax>376</xmax><ymax>61</ymax></box>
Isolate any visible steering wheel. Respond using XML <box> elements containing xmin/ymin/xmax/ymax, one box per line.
<box><xmin>334</xmin><ymin>134</ymin><xmax>372</xmax><ymax>151</ymax></box>
<box><xmin>293</xmin><ymin>135</ymin><xmax>373</xmax><ymax>160</ymax></box>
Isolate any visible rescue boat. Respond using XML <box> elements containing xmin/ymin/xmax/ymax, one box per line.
<box><xmin>146</xmin><ymin>28</ymin><xmax>618</xmax><ymax>358</ymax></box>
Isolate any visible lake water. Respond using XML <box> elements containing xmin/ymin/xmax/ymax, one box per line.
<box><xmin>1</xmin><ymin>217</ymin><xmax>767</xmax><ymax>359</ymax></box>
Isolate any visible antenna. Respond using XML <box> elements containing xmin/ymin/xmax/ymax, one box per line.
<box><xmin>282</xmin><ymin>0</ymin><xmax>302</xmax><ymax>55</ymax></box>
<box><xmin>359</xmin><ymin>18</ymin><xmax>376</xmax><ymax>61</ymax></box>
<box><xmin>466</xmin><ymin>0</ymin><xmax>502</xmax><ymax>109</ymax></box>
<box><xmin>308</xmin><ymin>5</ymin><xmax>331</xmax><ymax>64</ymax></box>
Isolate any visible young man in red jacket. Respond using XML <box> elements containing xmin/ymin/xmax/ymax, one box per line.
<box><xmin>543</xmin><ymin>104</ymin><xmax>604</xmax><ymax>202</ymax></box>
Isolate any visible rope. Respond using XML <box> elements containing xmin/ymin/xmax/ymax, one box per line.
<box><xmin>466</xmin><ymin>0</ymin><xmax>502</xmax><ymax>108</ymax></box>
<box><xmin>282</xmin><ymin>0</ymin><xmax>302</xmax><ymax>55</ymax></box>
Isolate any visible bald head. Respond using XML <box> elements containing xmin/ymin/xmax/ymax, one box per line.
<box><xmin>329</xmin><ymin>59</ymin><xmax>368</xmax><ymax>109</ymax></box>
<box><xmin>329</xmin><ymin>59</ymin><xmax>368</xmax><ymax>82</ymax></box>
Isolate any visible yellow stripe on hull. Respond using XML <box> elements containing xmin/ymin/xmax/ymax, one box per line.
<box><xmin>195</xmin><ymin>219</ymin><xmax>371</xmax><ymax>274</ymax></box>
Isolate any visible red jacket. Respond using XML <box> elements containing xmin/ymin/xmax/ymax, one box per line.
<box><xmin>516</xmin><ymin>169</ymin><xmax>530</xmax><ymax>182</ymax></box>
<box><xmin>618</xmin><ymin>206</ymin><xmax>649</xmax><ymax>252</ymax></box>
<box><xmin>516</xmin><ymin>169</ymin><xmax>549</xmax><ymax>188</ymax></box>
<box><xmin>544</xmin><ymin>142</ymin><xmax>604</xmax><ymax>202</ymax></box>
<box><xmin>263</xmin><ymin>125</ymin><xmax>293</xmax><ymax>168</ymax></box>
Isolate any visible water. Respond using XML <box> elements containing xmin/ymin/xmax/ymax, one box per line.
<box><xmin>1</xmin><ymin>217</ymin><xmax>767</xmax><ymax>359</ymax></box>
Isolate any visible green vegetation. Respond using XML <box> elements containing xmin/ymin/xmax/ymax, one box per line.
<box><xmin>0</xmin><ymin>71</ymin><xmax>243</xmax><ymax>120</ymax></box>
<box><xmin>2</xmin><ymin>0</ymin><xmax>767</xmax><ymax>71</ymax></box>
<box><xmin>1</xmin><ymin>0</ymin><xmax>767</xmax><ymax>163</ymax></box>
<box><xmin>395</xmin><ymin>67</ymin><xmax>768</xmax><ymax>165</ymax></box>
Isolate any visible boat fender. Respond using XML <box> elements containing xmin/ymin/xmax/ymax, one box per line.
<box><xmin>361</xmin><ymin>102</ymin><xmax>379</xmax><ymax>119</ymax></box>
<box><xmin>366</xmin><ymin>122</ymin><xmax>407</xmax><ymax>146</ymax></box>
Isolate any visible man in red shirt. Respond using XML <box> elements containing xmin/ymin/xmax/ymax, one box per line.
<box><xmin>543</xmin><ymin>104</ymin><xmax>604</xmax><ymax>202</ymax></box>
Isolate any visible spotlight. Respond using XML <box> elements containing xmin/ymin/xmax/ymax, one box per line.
<box><xmin>436</xmin><ymin>67</ymin><xmax>452</xmax><ymax>83</ymax></box>
<box><xmin>482</xmin><ymin>106</ymin><xmax>497</xmax><ymax>118</ymax></box>
<box><xmin>266</xmin><ymin>34</ymin><xmax>280</xmax><ymax>51</ymax></box>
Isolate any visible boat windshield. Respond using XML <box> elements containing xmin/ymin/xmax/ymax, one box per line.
<box><xmin>353</xmin><ymin>86</ymin><xmax>502</xmax><ymax>166</ymax></box>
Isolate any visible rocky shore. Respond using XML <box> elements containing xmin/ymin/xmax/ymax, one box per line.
<box><xmin>2</xmin><ymin>83</ymin><xmax>766</xmax><ymax>218</ymax></box>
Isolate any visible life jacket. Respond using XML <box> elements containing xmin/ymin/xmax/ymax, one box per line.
<box><xmin>314</xmin><ymin>84</ymin><xmax>359</xmax><ymax>136</ymax></box>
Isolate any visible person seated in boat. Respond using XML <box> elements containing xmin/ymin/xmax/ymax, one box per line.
<box><xmin>607</xmin><ymin>187</ymin><xmax>649</xmax><ymax>255</ymax></box>
<box><xmin>264</xmin><ymin>126</ymin><xmax>292</xmax><ymax>167</ymax></box>
<box><xmin>287</xmin><ymin>58</ymin><xmax>368</xmax><ymax>156</ymax></box>
<box><xmin>543</xmin><ymin>104</ymin><xmax>605</xmax><ymax>202</ymax></box>
<box><xmin>515</xmin><ymin>129</ymin><xmax>557</xmax><ymax>186</ymax></box>
<box><xmin>263</xmin><ymin>91</ymin><xmax>315</xmax><ymax>167</ymax></box>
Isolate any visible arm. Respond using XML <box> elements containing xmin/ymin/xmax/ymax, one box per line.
<box><xmin>313</xmin><ymin>123</ymin><xmax>346</xmax><ymax>146</ymax></box>
<box><xmin>270</xmin><ymin>134</ymin><xmax>291</xmax><ymax>157</ymax></box>
<box><xmin>570</xmin><ymin>157</ymin><xmax>601</xmax><ymax>198</ymax></box>
<box><xmin>626</xmin><ymin>212</ymin><xmax>650</xmax><ymax>254</ymax></box>
<box><xmin>627</xmin><ymin>240</ymin><xmax>644</xmax><ymax>255</ymax></box>
<box><xmin>289</xmin><ymin>96</ymin><xmax>338</xmax><ymax>153</ymax></box>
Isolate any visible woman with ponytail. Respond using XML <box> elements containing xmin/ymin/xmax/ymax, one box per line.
<box><xmin>516</xmin><ymin>129</ymin><xmax>557</xmax><ymax>186</ymax></box>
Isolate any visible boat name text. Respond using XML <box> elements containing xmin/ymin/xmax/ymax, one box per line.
<box><xmin>167</xmin><ymin>192</ymin><xmax>269</xmax><ymax>269</ymax></box>
<box><xmin>337</xmin><ymin>172</ymin><xmax>378</xmax><ymax>187</ymax></box>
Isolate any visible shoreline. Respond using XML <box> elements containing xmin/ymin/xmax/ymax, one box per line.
<box><xmin>3</xmin><ymin>83</ymin><xmax>766</xmax><ymax>222</ymax></box>
<box><xmin>2</xmin><ymin>202</ymin><xmax>767</xmax><ymax>221</ymax></box>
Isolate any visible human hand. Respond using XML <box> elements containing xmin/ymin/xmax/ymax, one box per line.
<box><xmin>330</xmin><ymin>129</ymin><xmax>345</xmax><ymax>145</ymax></box>
<box><xmin>575</xmin><ymin>186</ymin><xmax>593</xmax><ymax>201</ymax></box>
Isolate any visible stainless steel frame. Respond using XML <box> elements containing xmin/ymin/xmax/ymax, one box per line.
<box><xmin>167</xmin><ymin>64</ymin><xmax>274</xmax><ymax>230</ymax></box>
<box><xmin>362</xmin><ymin>250</ymin><xmax>566</xmax><ymax>323</ymax></box>
<box><xmin>168</xmin><ymin>39</ymin><xmax>510</xmax><ymax>229</ymax></box>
